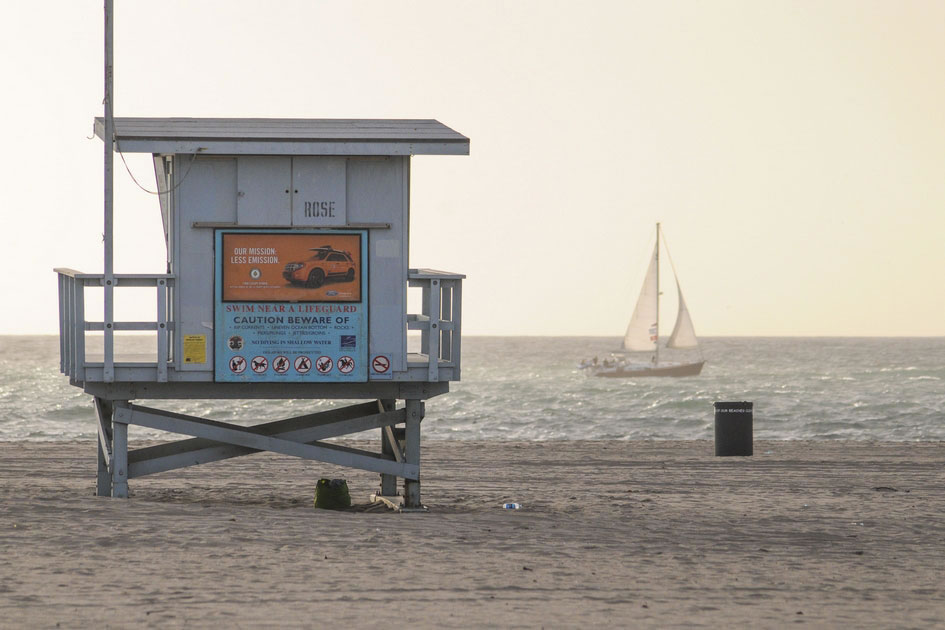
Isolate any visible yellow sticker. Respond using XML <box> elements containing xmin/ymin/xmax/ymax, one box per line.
<box><xmin>183</xmin><ymin>334</ymin><xmax>207</xmax><ymax>364</ymax></box>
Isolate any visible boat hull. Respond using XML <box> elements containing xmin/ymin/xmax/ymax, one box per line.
<box><xmin>592</xmin><ymin>360</ymin><xmax>705</xmax><ymax>378</ymax></box>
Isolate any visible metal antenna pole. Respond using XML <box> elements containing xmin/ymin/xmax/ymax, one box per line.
<box><xmin>103</xmin><ymin>0</ymin><xmax>115</xmax><ymax>382</ymax></box>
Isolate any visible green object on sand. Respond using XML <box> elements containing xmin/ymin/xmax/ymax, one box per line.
<box><xmin>314</xmin><ymin>478</ymin><xmax>351</xmax><ymax>510</ymax></box>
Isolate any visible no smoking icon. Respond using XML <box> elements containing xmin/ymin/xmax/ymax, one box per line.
<box><xmin>372</xmin><ymin>355</ymin><xmax>390</xmax><ymax>374</ymax></box>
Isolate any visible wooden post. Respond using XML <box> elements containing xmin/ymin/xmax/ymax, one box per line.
<box><xmin>94</xmin><ymin>397</ymin><xmax>113</xmax><ymax>496</ymax></box>
<box><xmin>404</xmin><ymin>399</ymin><xmax>423</xmax><ymax>508</ymax></box>
<box><xmin>111</xmin><ymin>402</ymin><xmax>129</xmax><ymax>498</ymax></box>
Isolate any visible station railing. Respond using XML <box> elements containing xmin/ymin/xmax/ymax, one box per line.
<box><xmin>56</xmin><ymin>267</ymin><xmax>463</xmax><ymax>384</ymax></box>
<box><xmin>55</xmin><ymin>269</ymin><xmax>174</xmax><ymax>384</ymax></box>
<box><xmin>407</xmin><ymin>269</ymin><xmax>464</xmax><ymax>382</ymax></box>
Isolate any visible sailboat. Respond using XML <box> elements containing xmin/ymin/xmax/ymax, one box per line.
<box><xmin>582</xmin><ymin>223</ymin><xmax>705</xmax><ymax>377</ymax></box>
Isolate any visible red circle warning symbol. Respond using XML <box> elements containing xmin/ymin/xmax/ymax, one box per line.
<box><xmin>251</xmin><ymin>356</ymin><xmax>269</xmax><ymax>374</ymax></box>
<box><xmin>229</xmin><ymin>355</ymin><xmax>247</xmax><ymax>374</ymax></box>
<box><xmin>272</xmin><ymin>355</ymin><xmax>290</xmax><ymax>374</ymax></box>
<box><xmin>315</xmin><ymin>356</ymin><xmax>333</xmax><ymax>374</ymax></box>
<box><xmin>294</xmin><ymin>355</ymin><xmax>312</xmax><ymax>374</ymax></box>
<box><xmin>372</xmin><ymin>355</ymin><xmax>390</xmax><ymax>374</ymax></box>
<box><xmin>337</xmin><ymin>356</ymin><xmax>355</xmax><ymax>374</ymax></box>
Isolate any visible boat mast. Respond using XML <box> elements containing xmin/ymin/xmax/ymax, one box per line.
<box><xmin>654</xmin><ymin>222</ymin><xmax>660</xmax><ymax>366</ymax></box>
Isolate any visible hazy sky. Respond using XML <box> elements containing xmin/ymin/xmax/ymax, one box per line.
<box><xmin>2</xmin><ymin>1</ymin><xmax>943</xmax><ymax>336</ymax></box>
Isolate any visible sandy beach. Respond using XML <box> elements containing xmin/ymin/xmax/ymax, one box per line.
<box><xmin>1</xmin><ymin>439</ymin><xmax>943</xmax><ymax>628</ymax></box>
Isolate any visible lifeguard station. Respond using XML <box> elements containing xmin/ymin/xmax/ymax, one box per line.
<box><xmin>55</xmin><ymin>116</ymin><xmax>468</xmax><ymax>507</ymax></box>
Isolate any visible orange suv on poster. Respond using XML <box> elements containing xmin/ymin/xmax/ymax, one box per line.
<box><xmin>283</xmin><ymin>246</ymin><xmax>356</xmax><ymax>288</ymax></box>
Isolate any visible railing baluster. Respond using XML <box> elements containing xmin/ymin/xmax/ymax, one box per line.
<box><xmin>440</xmin><ymin>285</ymin><xmax>452</xmax><ymax>361</ymax></box>
<box><xmin>58</xmin><ymin>274</ymin><xmax>66</xmax><ymax>374</ymax></box>
<box><xmin>451</xmin><ymin>280</ymin><xmax>463</xmax><ymax>380</ymax></box>
<box><xmin>420</xmin><ymin>284</ymin><xmax>430</xmax><ymax>357</ymax></box>
<box><xmin>104</xmin><ymin>277</ymin><xmax>114</xmax><ymax>383</ymax></box>
<box><xmin>427</xmin><ymin>279</ymin><xmax>441</xmax><ymax>382</ymax></box>
<box><xmin>65</xmin><ymin>276</ymin><xmax>74</xmax><ymax>376</ymax></box>
<box><xmin>74</xmin><ymin>279</ymin><xmax>86</xmax><ymax>382</ymax></box>
<box><xmin>157</xmin><ymin>278</ymin><xmax>168</xmax><ymax>382</ymax></box>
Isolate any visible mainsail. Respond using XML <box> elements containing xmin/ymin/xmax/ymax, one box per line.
<box><xmin>622</xmin><ymin>242</ymin><xmax>659</xmax><ymax>351</ymax></box>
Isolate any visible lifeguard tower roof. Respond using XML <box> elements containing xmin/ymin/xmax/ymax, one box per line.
<box><xmin>93</xmin><ymin>117</ymin><xmax>470</xmax><ymax>155</ymax></box>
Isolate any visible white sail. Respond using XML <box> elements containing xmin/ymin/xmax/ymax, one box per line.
<box><xmin>622</xmin><ymin>243</ymin><xmax>659</xmax><ymax>351</ymax></box>
<box><xmin>667</xmin><ymin>284</ymin><xmax>699</xmax><ymax>349</ymax></box>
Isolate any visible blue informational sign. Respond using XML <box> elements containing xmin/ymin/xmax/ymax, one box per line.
<box><xmin>214</xmin><ymin>229</ymin><xmax>368</xmax><ymax>383</ymax></box>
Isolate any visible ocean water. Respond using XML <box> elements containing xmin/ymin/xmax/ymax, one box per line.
<box><xmin>0</xmin><ymin>335</ymin><xmax>942</xmax><ymax>442</ymax></box>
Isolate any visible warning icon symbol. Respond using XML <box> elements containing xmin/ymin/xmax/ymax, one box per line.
<box><xmin>315</xmin><ymin>356</ymin><xmax>333</xmax><ymax>374</ymax></box>
<box><xmin>229</xmin><ymin>356</ymin><xmax>246</xmax><ymax>374</ymax></box>
<box><xmin>272</xmin><ymin>355</ymin><xmax>290</xmax><ymax>374</ymax></box>
<box><xmin>294</xmin><ymin>356</ymin><xmax>312</xmax><ymax>374</ymax></box>
<box><xmin>372</xmin><ymin>355</ymin><xmax>390</xmax><ymax>374</ymax></box>
<box><xmin>337</xmin><ymin>356</ymin><xmax>355</xmax><ymax>374</ymax></box>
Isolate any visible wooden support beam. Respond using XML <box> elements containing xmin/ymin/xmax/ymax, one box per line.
<box><xmin>383</xmin><ymin>426</ymin><xmax>404</xmax><ymax>463</ymax></box>
<box><xmin>378</xmin><ymin>399</ymin><xmax>399</xmax><ymax>496</ymax></box>
<box><xmin>130</xmin><ymin>400</ymin><xmax>379</xmax><ymax>463</ymax></box>
<box><xmin>115</xmin><ymin>404</ymin><xmax>417</xmax><ymax>479</ymax></box>
<box><xmin>93</xmin><ymin>397</ymin><xmax>113</xmax><ymax>466</ymax></box>
<box><xmin>127</xmin><ymin>401</ymin><xmax>405</xmax><ymax>478</ymax></box>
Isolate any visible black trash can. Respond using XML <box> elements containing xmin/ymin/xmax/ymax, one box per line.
<box><xmin>714</xmin><ymin>401</ymin><xmax>753</xmax><ymax>456</ymax></box>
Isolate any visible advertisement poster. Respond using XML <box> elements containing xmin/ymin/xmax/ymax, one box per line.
<box><xmin>214</xmin><ymin>230</ymin><xmax>367</xmax><ymax>383</ymax></box>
